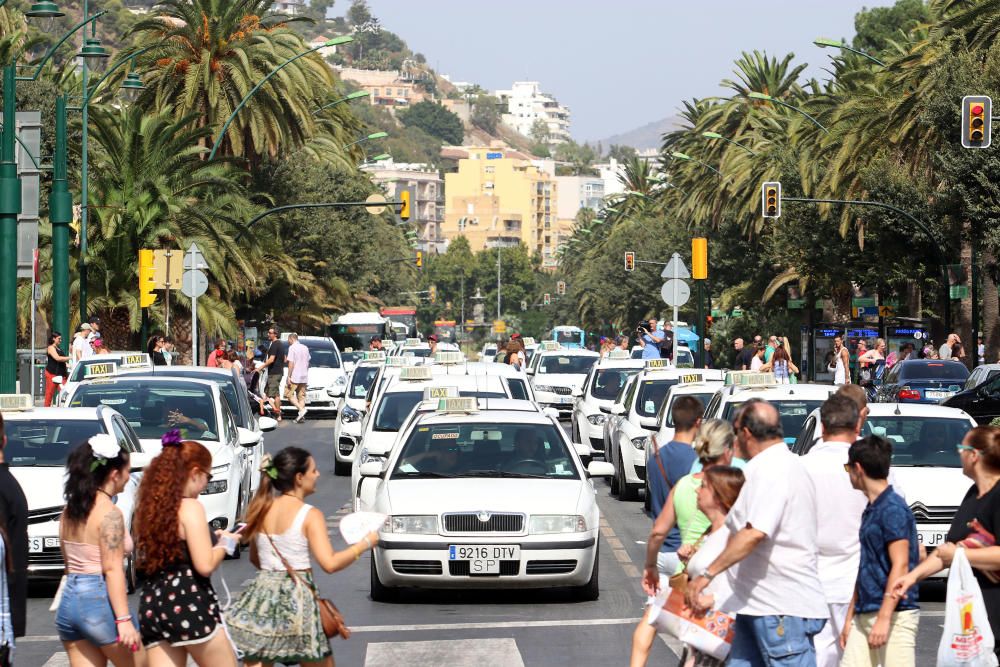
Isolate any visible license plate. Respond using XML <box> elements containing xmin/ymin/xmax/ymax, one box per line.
<box><xmin>925</xmin><ymin>390</ymin><xmax>952</xmax><ymax>399</ymax></box>
<box><xmin>29</xmin><ymin>537</ymin><xmax>59</xmax><ymax>553</ymax></box>
<box><xmin>557</xmin><ymin>396</ymin><xmax>574</xmax><ymax>404</ymax></box>
<box><xmin>307</xmin><ymin>391</ymin><xmax>324</xmax><ymax>402</ymax></box>
<box><xmin>917</xmin><ymin>530</ymin><xmax>947</xmax><ymax>547</ymax></box>
<box><xmin>449</xmin><ymin>544</ymin><xmax>520</xmax><ymax>574</ymax></box>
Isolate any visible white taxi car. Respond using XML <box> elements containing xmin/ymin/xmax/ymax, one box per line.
<box><xmin>392</xmin><ymin>338</ymin><xmax>433</xmax><ymax>360</ymax></box>
<box><xmin>792</xmin><ymin>402</ymin><xmax>976</xmax><ymax>566</ymax></box>
<box><xmin>277</xmin><ymin>335</ymin><xmax>347</xmax><ymax>416</ymax></box>
<box><xmin>570</xmin><ymin>350</ymin><xmax>645</xmax><ymax>454</ymax></box>
<box><xmin>334</xmin><ymin>355</ymin><xmax>386</xmax><ymax>475</ymax></box>
<box><xmin>605</xmin><ymin>362</ymin><xmax>710</xmax><ymax>501</ymax></box>
<box><xmin>363</xmin><ymin>397</ymin><xmax>613</xmax><ymax>601</ymax></box>
<box><xmin>67</xmin><ymin>375</ymin><xmax>258</xmax><ymax>539</ymax></box>
<box><xmin>479</xmin><ymin>343</ymin><xmax>498</xmax><ymax>363</ymax></box>
<box><xmin>1</xmin><ymin>395</ymin><xmax>148</xmax><ymax>588</ymax></box>
<box><xmin>528</xmin><ymin>345</ymin><xmax>599</xmax><ymax>417</ymax></box>
<box><xmin>60</xmin><ymin>352</ymin><xmax>152</xmax><ymax>405</ymax></box>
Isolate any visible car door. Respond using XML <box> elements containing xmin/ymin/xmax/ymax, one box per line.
<box><xmin>792</xmin><ymin>415</ymin><xmax>818</xmax><ymax>455</ymax></box>
<box><xmin>968</xmin><ymin>374</ymin><xmax>1000</xmax><ymax>425</ymax></box>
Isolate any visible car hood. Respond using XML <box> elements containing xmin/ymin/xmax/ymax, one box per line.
<box><xmin>9</xmin><ymin>468</ymin><xmax>66</xmax><ymax>510</ymax></box>
<box><xmin>533</xmin><ymin>373</ymin><xmax>588</xmax><ymax>389</ymax></box>
<box><xmin>383</xmin><ymin>478</ymin><xmax>585</xmax><ymax>515</ymax></box>
<box><xmin>361</xmin><ymin>430</ymin><xmax>399</xmax><ymax>456</ymax></box>
<box><xmin>139</xmin><ymin>437</ymin><xmax>229</xmax><ymax>463</ymax></box>
<box><xmin>308</xmin><ymin>367</ymin><xmax>346</xmax><ymax>388</ymax></box>
<box><xmin>891</xmin><ymin>466</ymin><xmax>969</xmax><ymax>508</ymax></box>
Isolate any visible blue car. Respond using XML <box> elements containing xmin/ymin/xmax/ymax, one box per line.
<box><xmin>875</xmin><ymin>359</ymin><xmax>970</xmax><ymax>404</ymax></box>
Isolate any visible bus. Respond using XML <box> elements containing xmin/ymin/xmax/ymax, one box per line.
<box><xmin>328</xmin><ymin>312</ymin><xmax>389</xmax><ymax>363</ymax></box>
<box><xmin>380</xmin><ymin>307</ymin><xmax>417</xmax><ymax>341</ymax></box>
<box><xmin>550</xmin><ymin>325</ymin><xmax>585</xmax><ymax>349</ymax></box>
<box><xmin>433</xmin><ymin>319</ymin><xmax>457</xmax><ymax>343</ymax></box>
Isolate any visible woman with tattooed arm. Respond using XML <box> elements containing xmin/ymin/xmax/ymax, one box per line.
<box><xmin>54</xmin><ymin>435</ymin><xmax>143</xmax><ymax>666</ymax></box>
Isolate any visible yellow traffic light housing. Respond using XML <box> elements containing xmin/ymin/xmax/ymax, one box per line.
<box><xmin>399</xmin><ymin>190</ymin><xmax>411</xmax><ymax>221</ymax></box>
<box><xmin>624</xmin><ymin>251</ymin><xmax>635</xmax><ymax>272</ymax></box>
<box><xmin>429</xmin><ymin>284</ymin><xmax>437</xmax><ymax>303</ymax></box>
<box><xmin>139</xmin><ymin>249</ymin><xmax>157</xmax><ymax>308</ymax></box>
<box><xmin>762</xmin><ymin>181</ymin><xmax>781</xmax><ymax>218</ymax></box>
<box><xmin>692</xmin><ymin>237</ymin><xmax>708</xmax><ymax>280</ymax></box>
<box><xmin>415</xmin><ymin>250</ymin><xmax>423</xmax><ymax>269</ymax></box>
<box><xmin>962</xmin><ymin>95</ymin><xmax>992</xmax><ymax>148</ymax></box>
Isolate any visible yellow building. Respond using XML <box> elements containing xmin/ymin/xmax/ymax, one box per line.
<box><xmin>442</xmin><ymin>146</ymin><xmax>558</xmax><ymax>257</ymax></box>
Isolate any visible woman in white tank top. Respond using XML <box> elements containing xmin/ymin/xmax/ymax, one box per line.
<box><xmin>226</xmin><ymin>447</ymin><xmax>378</xmax><ymax>667</ymax></box>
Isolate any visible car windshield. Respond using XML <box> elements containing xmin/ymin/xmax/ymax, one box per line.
<box><xmin>675</xmin><ymin>349</ymin><xmax>694</xmax><ymax>368</ymax></box>
<box><xmin>71</xmin><ymin>383</ymin><xmax>219</xmax><ymax>441</ymax></box>
<box><xmin>484</xmin><ymin>346</ymin><xmax>497</xmax><ymax>356</ymax></box>
<box><xmin>591</xmin><ymin>369</ymin><xmax>639</xmax><ymax>401</ymax></box>
<box><xmin>374</xmin><ymin>390</ymin><xmax>506</xmax><ymax>432</ymax></box>
<box><xmin>861</xmin><ymin>416</ymin><xmax>972</xmax><ymax>468</ymax></box>
<box><xmin>635</xmin><ymin>379</ymin><xmax>679</xmax><ymax>417</ymax></box>
<box><xmin>662</xmin><ymin>392</ymin><xmax>715</xmax><ymax>426</ymax></box>
<box><xmin>899</xmin><ymin>362</ymin><xmax>970</xmax><ymax>382</ymax></box>
<box><xmin>555</xmin><ymin>330</ymin><xmax>583</xmax><ymax>345</ymax></box>
<box><xmin>152</xmin><ymin>371</ymin><xmax>244</xmax><ymax>427</ymax></box>
<box><xmin>350</xmin><ymin>366</ymin><xmax>381</xmax><ymax>399</ymax></box>
<box><xmin>538</xmin><ymin>355</ymin><xmax>596</xmax><ymax>375</ymax></box>
<box><xmin>305</xmin><ymin>346</ymin><xmax>341</xmax><ymax>368</ymax></box>
<box><xmin>722</xmin><ymin>400</ymin><xmax>825</xmax><ymax>439</ymax></box>
<box><xmin>3</xmin><ymin>420</ymin><xmax>104</xmax><ymax>467</ymax></box>
<box><xmin>393</xmin><ymin>422</ymin><xmax>578</xmax><ymax>479</ymax></box>
<box><xmin>341</xmin><ymin>351</ymin><xmax>364</xmax><ymax>365</ymax></box>
<box><xmin>404</xmin><ymin>347</ymin><xmax>433</xmax><ymax>358</ymax></box>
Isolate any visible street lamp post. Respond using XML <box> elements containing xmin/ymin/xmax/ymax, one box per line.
<box><xmin>313</xmin><ymin>89</ymin><xmax>369</xmax><ymax>115</ymax></box>
<box><xmin>669</xmin><ymin>151</ymin><xmax>727</xmax><ymax>178</ymax></box>
<box><xmin>700</xmin><ymin>131</ymin><xmax>758</xmax><ymax>156</ymax></box>
<box><xmin>747</xmin><ymin>92</ymin><xmax>830</xmax><ymax>134</ymax></box>
<box><xmin>813</xmin><ymin>38</ymin><xmax>886</xmax><ymax>67</ymax></box>
<box><xmin>344</xmin><ymin>131</ymin><xmax>388</xmax><ymax>150</ymax></box>
<box><xmin>50</xmin><ymin>96</ymin><xmax>72</xmax><ymax>347</ymax></box>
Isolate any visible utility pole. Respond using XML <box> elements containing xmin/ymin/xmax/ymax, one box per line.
<box><xmin>50</xmin><ymin>95</ymin><xmax>72</xmax><ymax>349</ymax></box>
<box><xmin>496</xmin><ymin>247</ymin><xmax>501</xmax><ymax>321</ymax></box>
<box><xmin>0</xmin><ymin>65</ymin><xmax>22</xmax><ymax>392</ymax></box>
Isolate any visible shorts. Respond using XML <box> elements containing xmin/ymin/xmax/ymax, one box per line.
<box><xmin>55</xmin><ymin>574</ymin><xmax>137</xmax><ymax>646</ymax></box>
<box><xmin>285</xmin><ymin>382</ymin><xmax>307</xmax><ymax>403</ymax></box>
<box><xmin>265</xmin><ymin>373</ymin><xmax>282</xmax><ymax>396</ymax></box>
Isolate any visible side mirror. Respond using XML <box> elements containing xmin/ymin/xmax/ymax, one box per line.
<box><xmin>543</xmin><ymin>407</ymin><xmax>560</xmax><ymax>420</ymax></box>
<box><xmin>258</xmin><ymin>416</ymin><xmax>278</xmax><ymax>432</ymax></box>
<box><xmin>526</xmin><ymin>368</ymin><xmax>535</xmax><ymax>376</ymax></box>
<box><xmin>360</xmin><ymin>461</ymin><xmax>384</xmax><ymax>478</ymax></box>
<box><xmin>574</xmin><ymin>442</ymin><xmax>592</xmax><ymax>458</ymax></box>
<box><xmin>571</xmin><ymin>387</ymin><xmax>583</xmax><ymax>398</ymax></box>
<box><xmin>237</xmin><ymin>427</ymin><xmax>261</xmax><ymax>448</ymax></box>
<box><xmin>598</xmin><ymin>405</ymin><xmax>611</xmax><ymax>415</ymax></box>
<box><xmin>611</xmin><ymin>404</ymin><xmax>626</xmax><ymax>416</ymax></box>
<box><xmin>586</xmin><ymin>461</ymin><xmax>615</xmax><ymax>477</ymax></box>
<box><xmin>327</xmin><ymin>387</ymin><xmax>345</xmax><ymax>398</ymax></box>
<box><xmin>639</xmin><ymin>417</ymin><xmax>658</xmax><ymax>431</ymax></box>
<box><xmin>129</xmin><ymin>451</ymin><xmax>155</xmax><ymax>472</ymax></box>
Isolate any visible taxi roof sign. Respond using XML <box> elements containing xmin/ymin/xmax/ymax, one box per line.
<box><xmin>436</xmin><ymin>397</ymin><xmax>478</xmax><ymax>413</ymax></box>
<box><xmin>434</xmin><ymin>351</ymin><xmax>464</xmax><ymax>365</ymax></box>
<box><xmin>540</xmin><ymin>341</ymin><xmax>561</xmax><ymax>351</ymax></box>
<box><xmin>606</xmin><ymin>349</ymin><xmax>630</xmax><ymax>360</ymax></box>
<box><xmin>423</xmin><ymin>386</ymin><xmax>459</xmax><ymax>400</ymax></box>
<box><xmin>385</xmin><ymin>355</ymin><xmax>415</xmax><ymax>367</ymax></box>
<box><xmin>725</xmin><ymin>370</ymin><xmax>776</xmax><ymax>387</ymax></box>
<box><xmin>644</xmin><ymin>359</ymin><xmax>670</xmax><ymax>370</ymax></box>
<box><xmin>522</xmin><ymin>337</ymin><xmax>536</xmax><ymax>346</ymax></box>
<box><xmin>678</xmin><ymin>373</ymin><xmax>705</xmax><ymax>384</ymax></box>
<box><xmin>119</xmin><ymin>353</ymin><xmax>152</xmax><ymax>369</ymax></box>
<box><xmin>399</xmin><ymin>366</ymin><xmax>433</xmax><ymax>381</ymax></box>
<box><xmin>362</xmin><ymin>351</ymin><xmax>387</xmax><ymax>362</ymax></box>
<box><xmin>84</xmin><ymin>361</ymin><xmax>119</xmax><ymax>379</ymax></box>
<box><xmin>403</xmin><ymin>338</ymin><xmax>422</xmax><ymax>347</ymax></box>
<box><xmin>0</xmin><ymin>394</ymin><xmax>32</xmax><ymax>411</ymax></box>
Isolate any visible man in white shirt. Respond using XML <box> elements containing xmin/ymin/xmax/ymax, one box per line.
<box><xmin>802</xmin><ymin>394</ymin><xmax>867</xmax><ymax>667</ymax></box>
<box><xmin>939</xmin><ymin>333</ymin><xmax>958</xmax><ymax>359</ymax></box>
<box><xmin>72</xmin><ymin>323</ymin><xmax>94</xmax><ymax>364</ymax></box>
<box><xmin>285</xmin><ymin>333</ymin><xmax>311</xmax><ymax>424</ymax></box>
<box><xmin>687</xmin><ymin>398</ymin><xmax>827</xmax><ymax>666</ymax></box>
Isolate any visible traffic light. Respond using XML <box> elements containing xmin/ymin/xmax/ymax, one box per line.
<box><xmin>556</xmin><ymin>280</ymin><xmax>566</xmax><ymax>295</ymax></box>
<box><xmin>692</xmin><ymin>237</ymin><xmax>708</xmax><ymax>280</ymax></box>
<box><xmin>415</xmin><ymin>250</ymin><xmax>423</xmax><ymax>269</ymax></box>
<box><xmin>624</xmin><ymin>251</ymin><xmax>635</xmax><ymax>272</ymax></box>
<box><xmin>399</xmin><ymin>190</ymin><xmax>411</xmax><ymax>220</ymax></box>
<box><xmin>139</xmin><ymin>249</ymin><xmax>157</xmax><ymax>308</ymax></box>
<box><xmin>762</xmin><ymin>181</ymin><xmax>781</xmax><ymax>218</ymax></box>
<box><xmin>543</xmin><ymin>293</ymin><xmax>551</xmax><ymax>305</ymax></box>
<box><xmin>429</xmin><ymin>284</ymin><xmax>437</xmax><ymax>303</ymax></box>
<box><xmin>962</xmin><ymin>95</ymin><xmax>992</xmax><ymax>148</ymax></box>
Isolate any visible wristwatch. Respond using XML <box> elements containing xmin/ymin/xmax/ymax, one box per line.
<box><xmin>701</xmin><ymin>569</ymin><xmax>717</xmax><ymax>583</ymax></box>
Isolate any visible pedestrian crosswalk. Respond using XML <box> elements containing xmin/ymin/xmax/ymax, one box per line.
<box><xmin>365</xmin><ymin>638</ymin><xmax>525</xmax><ymax>666</ymax></box>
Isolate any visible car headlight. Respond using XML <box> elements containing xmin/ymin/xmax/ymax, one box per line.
<box><xmin>201</xmin><ymin>478</ymin><xmax>229</xmax><ymax>495</ymax></box>
<box><xmin>631</xmin><ymin>436</ymin><xmax>647</xmax><ymax>450</ymax></box>
<box><xmin>529</xmin><ymin>515</ymin><xmax>587</xmax><ymax>534</ymax></box>
<box><xmin>333</xmin><ymin>375</ymin><xmax>347</xmax><ymax>387</ymax></box>
<box><xmin>385</xmin><ymin>515</ymin><xmax>439</xmax><ymax>534</ymax></box>
<box><xmin>534</xmin><ymin>385</ymin><xmax>556</xmax><ymax>393</ymax></box>
<box><xmin>341</xmin><ymin>406</ymin><xmax>361</xmax><ymax>423</ymax></box>
<box><xmin>586</xmin><ymin>414</ymin><xmax>606</xmax><ymax>425</ymax></box>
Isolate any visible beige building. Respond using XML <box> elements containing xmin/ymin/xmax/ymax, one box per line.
<box><xmin>363</xmin><ymin>160</ymin><xmax>445</xmax><ymax>253</ymax></box>
<box><xmin>336</xmin><ymin>67</ymin><xmax>427</xmax><ymax>107</ymax></box>
<box><xmin>442</xmin><ymin>146</ymin><xmax>563</xmax><ymax>260</ymax></box>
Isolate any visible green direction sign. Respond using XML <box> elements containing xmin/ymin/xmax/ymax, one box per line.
<box><xmin>950</xmin><ymin>285</ymin><xmax>970</xmax><ymax>300</ymax></box>
<box><xmin>851</xmin><ymin>297</ymin><xmax>877</xmax><ymax>308</ymax></box>
<box><xmin>711</xmin><ymin>308</ymin><xmax>722</xmax><ymax>317</ymax></box>
<box><xmin>731</xmin><ymin>308</ymin><xmax>744</xmax><ymax>318</ymax></box>
<box><xmin>787</xmin><ymin>298</ymin><xmax>806</xmax><ymax>310</ymax></box>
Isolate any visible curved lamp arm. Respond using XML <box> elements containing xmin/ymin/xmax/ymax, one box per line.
<box><xmin>16</xmin><ymin>10</ymin><xmax>108</xmax><ymax>82</ymax></box>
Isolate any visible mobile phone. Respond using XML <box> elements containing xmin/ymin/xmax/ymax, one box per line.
<box><xmin>234</xmin><ymin>522</ymin><xmax>248</xmax><ymax>534</ymax></box>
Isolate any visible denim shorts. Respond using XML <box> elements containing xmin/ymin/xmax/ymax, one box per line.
<box><xmin>54</xmin><ymin>574</ymin><xmax>136</xmax><ymax>646</ymax></box>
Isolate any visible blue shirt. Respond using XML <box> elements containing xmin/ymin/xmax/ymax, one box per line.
<box><xmin>857</xmin><ymin>485</ymin><xmax>919</xmax><ymax>614</ymax></box>
<box><xmin>648</xmin><ymin>441</ymin><xmax>697</xmax><ymax>551</ymax></box>
<box><xmin>641</xmin><ymin>329</ymin><xmax>665</xmax><ymax>359</ymax></box>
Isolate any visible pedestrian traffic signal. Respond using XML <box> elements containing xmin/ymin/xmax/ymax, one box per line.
<box><xmin>692</xmin><ymin>237</ymin><xmax>708</xmax><ymax>280</ymax></box>
<box><xmin>762</xmin><ymin>182</ymin><xmax>781</xmax><ymax>218</ymax></box>
<box><xmin>415</xmin><ymin>250</ymin><xmax>423</xmax><ymax>268</ymax></box>
<box><xmin>429</xmin><ymin>284</ymin><xmax>437</xmax><ymax>303</ymax></box>
<box><xmin>543</xmin><ymin>293</ymin><xmax>551</xmax><ymax>305</ymax></box>
<box><xmin>624</xmin><ymin>251</ymin><xmax>635</xmax><ymax>272</ymax></box>
<box><xmin>557</xmin><ymin>280</ymin><xmax>566</xmax><ymax>295</ymax></box>
<box><xmin>962</xmin><ymin>95</ymin><xmax>992</xmax><ymax>148</ymax></box>
<box><xmin>139</xmin><ymin>249</ymin><xmax>157</xmax><ymax>308</ymax></box>
<box><xmin>399</xmin><ymin>190</ymin><xmax>411</xmax><ymax>221</ymax></box>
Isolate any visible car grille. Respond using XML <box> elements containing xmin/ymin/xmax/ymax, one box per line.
<box><xmin>552</xmin><ymin>386</ymin><xmax>572</xmax><ymax>396</ymax></box>
<box><xmin>29</xmin><ymin>548</ymin><xmax>64</xmax><ymax>567</ymax></box>
<box><xmin>28</xmin><ymin>505</ymin><xmax>63</xmax><ymax>526</ymax></box>
<box><xmin>338</xmin><ymin>437</ymin><xmax>355</xmax><ymax>455</ymax></box>
<box><xmin>392</xmin><ymin>560</ymin><xmax>442</xmax><ymax>575</ymax></box>
<box><xmin>909</xmin><ymin>503</ymin><xmax>956</xmax><ymax>523</ymax></box>
<box><xmin>443</xmin><ymin>512</ymin><xmax>524</xmax><ymax>533</ymax></box>
<box><xmin>526</xmin><ymin>559</ymin><xmax>577</xmax><ymax>575</ymax></box>
<box><xmin>449</xmin><ymin>560</ymin><xmax>519</xmax><ymax>576</ymax></box>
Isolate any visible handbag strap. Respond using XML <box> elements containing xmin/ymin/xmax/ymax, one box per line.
<box><xmin>264</xmin><ymin>533</ymin><xmax>321</xmax><ymax>603</ymax></box>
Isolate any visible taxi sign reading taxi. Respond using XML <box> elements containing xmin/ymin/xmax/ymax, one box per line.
<box><xmin>679</xmin><ymin>373</ymin><xmax>704</xmax><ymax>384</ymax></box>
<box><xmin>84</xmin><ymin>362</ymin><xmax>118</xmax><ymax>378</ymax></box>
<box><xmin>493</xmin><ymin>320</ymin><xmax>506</xmax><ymax>334</ymax></box>
<box><xmin>425</xmin><ymin>387</ymin><xmax>455</xmax><ymax>399</ymax></box>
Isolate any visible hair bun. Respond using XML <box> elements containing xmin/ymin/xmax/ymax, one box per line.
<box><xmin>161</xmin><ymin>429</ymin><xmax>182</xmax><ymax>448</ymax></box>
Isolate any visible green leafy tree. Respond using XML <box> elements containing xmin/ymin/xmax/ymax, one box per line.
<box><xmin>853</xmin><ymin>0</ymin><xmax>929</xmax><ymax>54</ymax></box>
<box><xmin>607</xmin><ymin>144</ymin><xmax>637</xmax><ymax>162</ymax></box>
<box><xmin>471</xmin><ymin>94</ymin><xmax>500</xmax><ymax>134</ymax></box>
<box><xmin>398</xmin><ymin>101</ymin><xmax>464</xmax><ymax>145</ymax></box>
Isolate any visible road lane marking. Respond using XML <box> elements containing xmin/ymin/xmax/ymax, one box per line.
<box><xmin>606</xmin><ymin>536</ymin><xmax>624</xmax><ymax>549</ymax></box>
<box><xmin>600</xmin><ymin>526</ymin><xmax>615</xmax><ymax>538</ymax></box>
<box><xmin>622</xmin><ymin>563</ymin><xmax>640</xmax><ymax>578</ymax></box>
<box><xmin>350</xmin><ymin>617</ymin><xmax>642</xmax><ymax>633</ymax></box>
<box><xmin>612</xmin><ymin>548</ymin><xmax>632</xmax><ymax>564</ymax></box>
<box><xmin>365</xmin><ymin>638</ymin><xmax>524</xmax><ymax>666</ymax></box>
<box><xmin>41</xmin><ymin>654</ymin><xmax>69</xmax><ymax>667</ymax></box>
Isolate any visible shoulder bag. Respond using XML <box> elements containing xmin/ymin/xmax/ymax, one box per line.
<box><xmin>265</xmin><ymin>534</ymin><xmax>351</xmax><ymax>640</ymax></box>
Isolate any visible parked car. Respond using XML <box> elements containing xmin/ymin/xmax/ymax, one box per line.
<box><xmin>962</xmin><ymin>364</ymin><xmax>1000</xmax><ymax>392</ymax></box>
<box><xmin>875</xmin><ymin>359</ymin><xmax>970</xmax><ymax>404</ymax></box>
<box><xmin>942</xmin><ymin>368</ymin><xmax>1000</xmax><ymax>425</ymax></box>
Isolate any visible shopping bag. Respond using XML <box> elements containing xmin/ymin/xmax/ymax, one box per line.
<box><xmin>646</xmin><ymin>588</ymin><xmax>735</xmax><ymax>660</ymax></box>
<box><xmin>938</xmin><ymin>547</ymin><xmax>999</xmax><ymax>667</ymax></box>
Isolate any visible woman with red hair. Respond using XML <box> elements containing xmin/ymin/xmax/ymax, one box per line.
<box><xmin>133</xmin><ymin>431</ymin><xmax>240</xmax><ymax>666</ymax></box>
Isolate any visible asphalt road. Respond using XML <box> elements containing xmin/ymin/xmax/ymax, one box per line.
<box><xmin>18</xmin><ymin>419</ymin><xmax>948</xmax><ymax>666</ymax></box>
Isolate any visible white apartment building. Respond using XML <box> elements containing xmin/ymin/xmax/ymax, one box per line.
<box><xmin>273</xmin><ymin>0</ymin><xmax>306</xmax><ymax>15</ymax></box>
<box><xmin>554</xmin><ymin>175</ymin><xmax>606</xmax><ymax>220</ymax></box>
<box><xmin>362</xmin><ymin>160</ymin><xmax>446</xmax><ymax>253</ymax></box>
<box><xmin>495</xmin><ymin>81</ymin><xmax>571</xmax><ymax>144</ymax></box>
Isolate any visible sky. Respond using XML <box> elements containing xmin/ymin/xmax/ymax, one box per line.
<box><xmin>359</xmin><ymin>0</ymin><xmax>898</xmax><ymax>142</ymax></box>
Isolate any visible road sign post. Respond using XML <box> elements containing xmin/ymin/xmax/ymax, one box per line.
<box><xmin>661</xmin><ymin>253</ymin><xmax>691</xmax><ymax>365</ymax></box>
<box><xmin>182</xmin><ymin>243</ymin><xmax>209</xmax><ymax>364</ymax></box>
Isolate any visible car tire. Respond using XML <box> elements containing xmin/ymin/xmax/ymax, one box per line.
<box><xmin>369</xmin><ymin>554</ymin><xmax>398</xmax><ymax>602</ymax></box>
<box><xmin>334</xmin><ymin>457</ymin><xmax>351</xmax><ymax>476</ymax></box>
<box><xmin>125</xmin><ymin>553</ymin><xmax>138</xmax><ymax>594</ymax></box>
<box><xmin>617</xmin><ymin>453</ymin><xmax>638</xmax><ymax>502</ymax></box>
<box><xmin>609</xmin><ymin>448</ymin><xmax>621</xmax><ymax>497</ymax></box>
<box><xmin>571</xmin><ymin>419</ymin><xmax>579</xmax><ymax>444</ymax></box>
<box><xmin>644</xmin><ymin>474</ymin><xmax>651</xmax><ymax>513</ymax></box>
<box><xmin>573</xmin><ymin>548</ymin><xmax>600</xmax><ymax>602</ymax></box>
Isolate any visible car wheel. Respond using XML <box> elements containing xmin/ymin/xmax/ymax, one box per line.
<box><xmin>644</xmin><ymin>474</ymin><xmax>651</xmax><ymax>513</ymax></box>
<box><xmin>369</xmin><ymin>553</ymin><xmax>398</xmax><ymax>602</ymax></box>
<box><xmin>609</xmin><ymin>448</ymin><xmax>621</xmax><ymax>497</ymax></box>
<box><xmin>573</xmin><ymin>548</ymin><xmax>600</xmax><ymax>602</ymax></box>
<box><xmin>124</xmin><ymin>553</ymin><xmax>138</xmax><ymax>594</ymax></box>
<box><xmin>618</xmin><ymin>452</ymin><xmax>638</xmax><ymax>502</ymax></box>
<box><xmin>571</xmin><ymin>419</ymin><xmax>579</xmax><ymax>444</ymax></box>
<box><xmin>334</xmin><ymin>456</ymin><xmax>351</xmax><ymax>476</ymax></box>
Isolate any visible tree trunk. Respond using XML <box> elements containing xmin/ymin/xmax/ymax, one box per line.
<box><xmin>959</xmin><ymin>228</ymin><xmax>973</xmax><ymax>357</ymax></box>
<box><xmin>983</xmin><ymin>248</ymin><xmax>999</xmax><ymax>365</ymax></box>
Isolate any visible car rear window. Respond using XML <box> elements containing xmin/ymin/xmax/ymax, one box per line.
<box><xmin>862</xmin><ymin>416</ymin><xmax>971</xmax><ymax>468</ymax></box>
<box><xmin>900</xmin><ymin>362</ymin><xmax>970</xmax><ymax>381</ymax></box>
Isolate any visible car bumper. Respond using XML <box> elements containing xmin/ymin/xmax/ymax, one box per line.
<box><xmin>375</xmin><ymin>535</ymin><xmax>597</xmax><ymax>589</ymax></box>
<box><xmin>199</xmin><ymin>490</ymin><xmax>234</xmax><ymax>530</ymax></box>
<box><xmin>623</xmin><ymin>450</ymin><xmax>646</xmax><ymax>484</ymax></box>
<box><xmin>580</xmin><ymin>420</ymin><xmax>607</xmax><ymax>451</ymax></box>
<box><xmin>336</xmin><ymin>432</ymin><xmax>360</xmax><ymax>461</ymax></box>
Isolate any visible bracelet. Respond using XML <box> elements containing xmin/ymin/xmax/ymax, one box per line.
<box><xmin>115</xmin><ymin>617</ymin><xmax>133</xmax><ymax>625</ymax></box>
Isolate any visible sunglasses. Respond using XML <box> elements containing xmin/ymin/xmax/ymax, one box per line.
<box><xmin>843</xmin><ymin>463</ymin><xmax>853</xmax><ymax>473</ymax></box>
<box><xmin>956</xmin><ymin>444</ymin><xmax>976</xmax><ymax>454</ymax></box>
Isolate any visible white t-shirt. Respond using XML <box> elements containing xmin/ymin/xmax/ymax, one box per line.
<box><xmin>724</xmin><ymin>442</ymin><xmax>827</xmax><ymax>618</ymax></box>
<box><xmin>750</xmin><ymin>355</ymin><xmax>764</xmax><ymax>371</ymax></box>
<box><xmin>687</xmin><ymin>526</ymin><xmax>735</xmax><ymax>613</ymax></box>
<box><xmin>72</xmin><ymin>334</ymin><xmax>93</xmax><ymax>361</ymax></box>
<box><xmin>939</xmin><ymin>343</ymin><xmax>953</xmax><ymax>359</ymax></box>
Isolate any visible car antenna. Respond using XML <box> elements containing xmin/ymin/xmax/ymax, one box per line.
<box><xmin>893</xmin><ymin>402</ymin><xmax>902</xmax><ymax>416</ymax></box>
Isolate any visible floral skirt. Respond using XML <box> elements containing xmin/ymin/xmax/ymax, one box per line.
<box><xmin>226</xmin><ymin>569</ymin><xmax>331</xmax><ymax>663</ymax></box>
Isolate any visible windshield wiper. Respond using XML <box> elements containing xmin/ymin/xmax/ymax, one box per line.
<box><xmin>461</xmin><ymin>470</ymin><xmax>551</xmax><ymax>479</ymax></box>
<box><xmin>393</xmin><ymin>471</ymin><xmax>457</xmax><ymax>478</ymax></box>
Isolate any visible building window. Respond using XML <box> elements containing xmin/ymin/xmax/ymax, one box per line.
<box><xmin>467</xmin><ymin>203</ymin><xmax>475</xmax><ymax>215</ymax></box>
<box><xmin>485</xmin><ymin>166</ymin><xmax>495</xmax><ymax>174</ymax></box>
<box><xmin>458</xmin><ymin>217</ymin><xmax>466</xmax><ymax>232</ymax></box>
